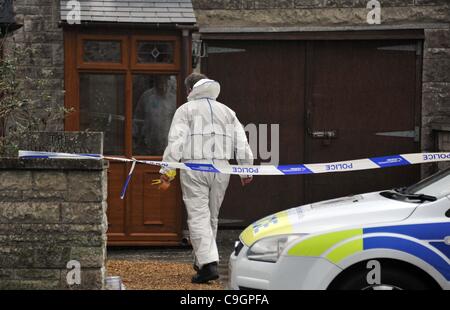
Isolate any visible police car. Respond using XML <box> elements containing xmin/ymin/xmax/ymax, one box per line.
<box><xmin>229</xmin><ymin>168</ymin><xmax>450</xmax><ymax>290</ymax></box>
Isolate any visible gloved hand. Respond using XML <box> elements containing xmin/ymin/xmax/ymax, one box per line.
<box><xmin>240</xmin><ymin>175</ymin><xmax>253</xmax><ymax>187</ymax></box>
<box><xmin>159</xmin><ymin>175</ymin><xmax>171</xmax><ymax>191</ymax></box>
<box><xmin>157</xmin><ymin>170</ymin><xmax>176</xmax><ymax>191</ymax></box>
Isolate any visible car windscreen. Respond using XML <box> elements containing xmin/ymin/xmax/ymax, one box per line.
<box><xmin>405</xmin><ymin>168</ymin><xmax>450</xmax><ymax>199</ymax></box>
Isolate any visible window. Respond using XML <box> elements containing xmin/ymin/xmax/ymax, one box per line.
<box><xmin>77</xmin><ymin>35</ymin><xmax>127</xmax><ymax>69</ymax></box>
<box><xmin>406</xmin><ymin>168</ymin><xmax>450</xmax><ymax>199</ymax></box>
<box><xmin>83</xmin><ymin>40</ymin><xmax>122</xmax><ymax>63</ymax></box>
<box><xmin>131</xmin><ymin>36</ymin><xmax>180</xmax><ymax>70</ymax></box>
<box><xmin>136</xmin><ymin>41</ymin><xmax>174</xmax><ymax>64</ymax></box>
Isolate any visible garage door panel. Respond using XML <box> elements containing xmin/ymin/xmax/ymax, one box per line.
<box><xmin>306</xmin><ymin>40</ymin><xmax>420</xmax><ymax>203</ymax></box>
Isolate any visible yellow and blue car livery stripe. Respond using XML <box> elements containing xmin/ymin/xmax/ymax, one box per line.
<box><xmin>287</xmin><ymin>223</ymin><xmax>450</xmax><ymax>281</ymax></box>
<box><xmin>240</xmin><ymin>211</ymin><xmax>295</xmax><ymax>245</ymax></box>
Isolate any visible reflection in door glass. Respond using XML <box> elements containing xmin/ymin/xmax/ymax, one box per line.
<box><xmin>132</xmin><ymin>75</ymin><xmax>177</xmax><ymax>155</ymax></box>
<box><xmin>79</xmin><ymin>74</ymin><xmax>125</xmax><ymax>155</ymax></box>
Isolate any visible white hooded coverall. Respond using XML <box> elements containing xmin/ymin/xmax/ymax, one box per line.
<box><xmin>160</xmin><ymin>79</ymin><xmax>253</xmax><ymax>267</ymax></box>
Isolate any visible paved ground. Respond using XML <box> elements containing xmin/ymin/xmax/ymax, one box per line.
<box><xmin>107</xmin><ymin>260</ymin><xmax>224</xmax><ymax>290</ymax></box>
<box><xmin>107</xmin><ymin>229</ymin><xmax>241</xmax><ymax>290</ymax></box>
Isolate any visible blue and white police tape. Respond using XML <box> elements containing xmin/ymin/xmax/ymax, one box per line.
<box><xmin>120</xmin><ymin>159</ymin><xmax>136</xmax><ymax>200</ymax></box>
<box><xmin>18</xmin><ymin>150</ymin><xmax>450</xmax><ymax>176</ymax></box>
<box><xmin>18</xmin><ymin>150</ymin><xmax>450</xmax><ymax>198</ymax></box>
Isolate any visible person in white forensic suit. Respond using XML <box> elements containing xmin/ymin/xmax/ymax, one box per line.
<box><xmin>159</xmin><ymin>73</ymin><xmax>254</xmax><ymax>283</ymax></box>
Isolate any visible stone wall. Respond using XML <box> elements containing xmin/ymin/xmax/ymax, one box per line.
<box><xmin>0</xmin><ymin>132</ymin><xmax>108</xmax><ymax>289</ymax></box>
<box><xmin>422</xmin><ymin>27</ymin><xmax>450</xmax><ymax>174</ymax></box>
<box><xmin>432</xmin><ymin>124</ymin><xmax>450</xmax><ymax>171</ymax></box>
<box><xmin>7</xmin><ymin>0</ymin><xmax>64</xmax><ymax>131</ymax></box>
<box><xmin>422</xmin><ymin>28</ymin><xmax>450</xmax><ymax>138</ymax></box>
<box><xmin>192</xmin><ymin>0</ymin><xmax>450</xmax><ymax>28</ymax></box>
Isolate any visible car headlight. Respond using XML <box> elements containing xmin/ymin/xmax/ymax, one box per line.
<box><xmin>247</xmin><ymin>234</ymin><xmax>306</xmax><ymax>263</ymax></box>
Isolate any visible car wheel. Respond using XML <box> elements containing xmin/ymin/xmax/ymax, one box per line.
<box><xmin>328</xmin><ymin>260</ymin><xmax>439</xmax><ymax>290</ymax></box>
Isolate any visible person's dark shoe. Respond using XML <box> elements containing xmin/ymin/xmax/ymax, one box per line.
<box><xmin>193</xmin><ymin>264</ymin><xmax>199</xmax><ymax>272</ymax></box>
<box><xmin>191</xmin><ymin>262</ymin><xmax>219</xmax><ymax>284</ymax></box>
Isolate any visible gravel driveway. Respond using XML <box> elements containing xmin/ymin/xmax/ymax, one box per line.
<box><xmin>107</xmin><ymin>230</ymin><xmax>240</xmax><ymax>290</ymax></box>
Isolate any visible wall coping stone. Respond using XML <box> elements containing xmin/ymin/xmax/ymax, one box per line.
<box><xmin>0</xmin><ymin>158</ymin><xmax>108</xmax><ymax>171</ymax></box>
<box><xmin>5</xmin><ymin>132</ymin><xmax>104</xmax><ymax>158</ymax></box>
<box><xmin>199</xmin><ymin>23</ymin><xmax>449</xmax><ymax>33</ymax></box>
<box><xmin>1</xmin><ymin>131</ymin><xmax>108</xmax><ymax>170</ymax></box>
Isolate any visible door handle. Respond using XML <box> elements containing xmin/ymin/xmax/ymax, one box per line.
<box><xmin>306</xmin><ymin>107</ymin><xmax>338</xmax><ymax>140</ymax></box>
<box><xmin>310</xmin><ymin>130</ymin><xmax>338</xmax><ymax>139</ymax></box>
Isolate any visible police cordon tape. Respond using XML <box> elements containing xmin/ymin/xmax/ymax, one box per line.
<box><xmin>18</xmin><ymin>150</ymin><xmax>450</xmax><ymax>198</ymax></box>
<box><xmin>18</xmin><ymin>150</ymin><xmax>450</xmax><ymax>175</ymax></box>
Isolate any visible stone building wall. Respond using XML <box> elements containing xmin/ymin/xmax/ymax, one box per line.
<box><xmin>0</xmin><ymin>133</ymin><xmax>107</xmax><ymax>289</ymax></box>
<box><xmin>192</xmin><ymin>0</ymin><xmax>450</xmax><ymax>28</ymax></box>
<box><xmin>192</xmin><ymin>0</ymin><xmax>449</xmax><ymax>28</ymax></box>
<box><xmin>8</xmin><ymin>0</ymin><xmax>64</xmax><ymax>131</ymax></box>
<box><xmin>433</xmin><ymin>123</ymin><xmax>450</xmax><ymax>170</ymax></box>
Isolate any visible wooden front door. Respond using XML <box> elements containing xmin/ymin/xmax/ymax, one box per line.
<box><xmin>64</xmin><ymin>28</ymin><xmax>183</xmax><ymax>245</ymax></box>
<box><xmin>203</xmin><ymin>37</ymin><xmax>422</xmax><ymax>226</ymax></box>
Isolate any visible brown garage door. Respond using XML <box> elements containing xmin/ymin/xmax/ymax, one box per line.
<box><xmin>202</xmin><ymin>38</ymin><xmax>422</xmax><ymax>226</ymax></box>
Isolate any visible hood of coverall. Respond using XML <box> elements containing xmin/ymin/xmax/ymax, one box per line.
<box><xmin>187</xmin><ymin>79</ymin><xmax>221</xmax><ymax>101</ymax></box>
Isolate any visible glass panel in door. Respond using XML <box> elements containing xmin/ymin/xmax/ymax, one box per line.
<box><xmin>79</xmin><ymin>73</ymin><xmax>125</xmax><ymax>155</ymax></box>
<box><xmin>83</xmin><ymin>40</ymin><xmax>122</xmax><ymax>63</ymax></box>
<box><xmin>136</xmin><ymin>41</ymin><xmax>175</xmax><ymax>64</ymax></box>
